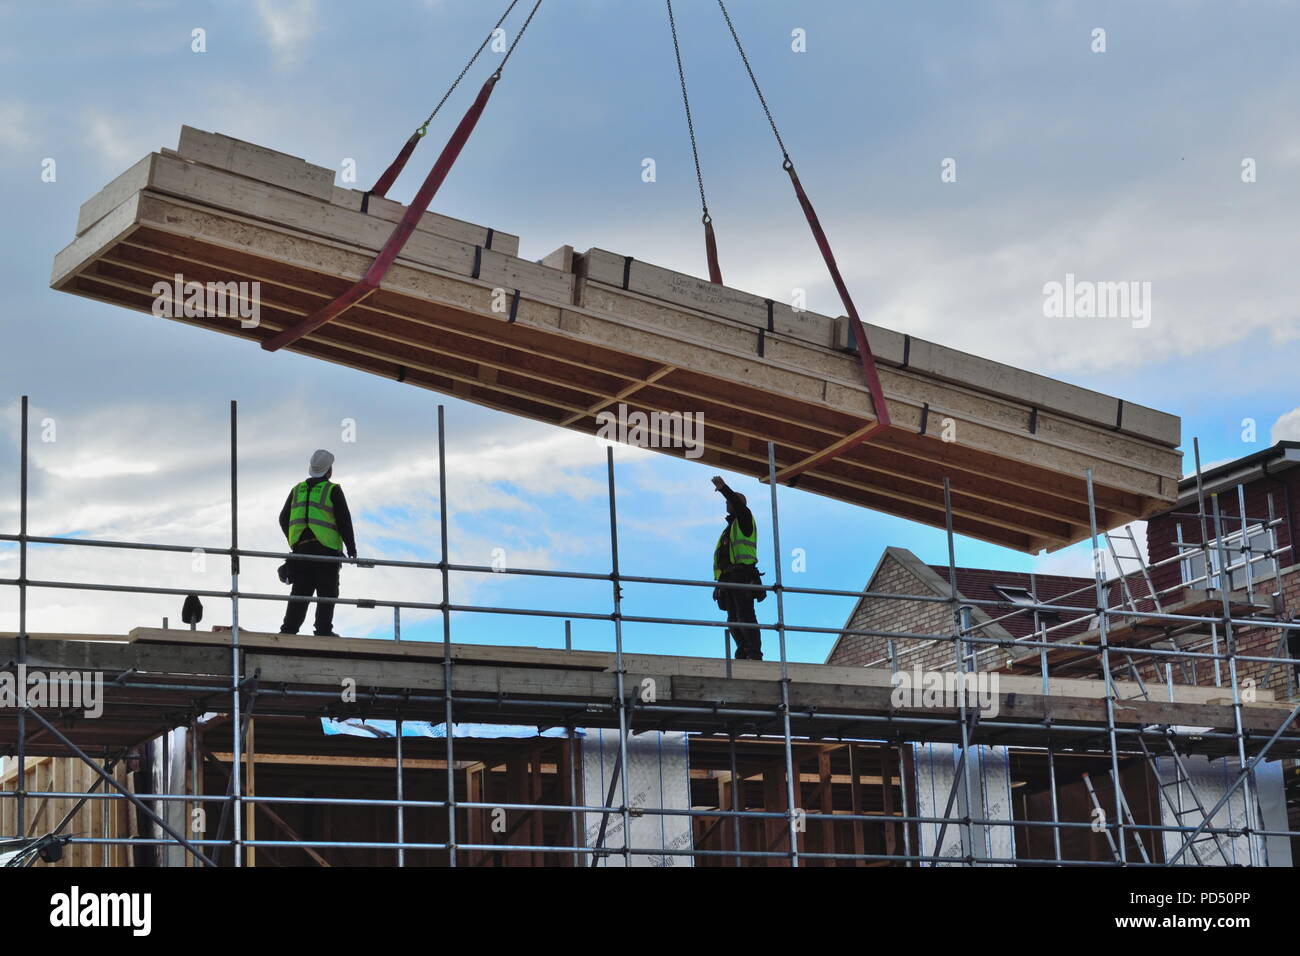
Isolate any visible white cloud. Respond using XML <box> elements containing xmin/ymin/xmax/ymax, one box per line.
<box><xmin>83</xmin><ymin>108</ymin><xmax>158</xmax><ymax>172</ymax></box>
<box><xmin>1271</xmin><ymin>407</ymin><xmax>1300</xmax><ymax>443</ymax></box>
<box><xmin>0</xmin><ymin>397</ymin><xmax>638</xmax><ymax>637</ymax></box>
<box><xmin>0</xmin><ymin>100</ymin><xmax>34</xmax><ymax>156</ymax></box>
<box><xmin>253</xmin><ymin>0</ymin><xmax>319</xmax><ymax>70</ymax></box>
<box><xmin>706</xmin><ymin>185</ymin><xmax>1300</xmax><ymax>383</ymax></box>
<box><xmin>1032</xmin><ymin>520</ymin><xmax>1148</xmax><ymax>582</ymax></box>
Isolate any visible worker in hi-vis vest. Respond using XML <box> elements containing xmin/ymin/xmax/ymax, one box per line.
<box><xmin>711</xmin><ymin>475</ymin><xmax>765</xmax><ymax>660</ymax></box>
<box><xmin>278</xmin><ymin>449</ymin><xmax>358</xmax><ymax>637</ymax></box>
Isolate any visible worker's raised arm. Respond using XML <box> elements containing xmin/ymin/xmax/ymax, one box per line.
<box><xmin>712</xmin><ymin>476</ymin><xmax>754</xmax><ymax>536</ymax></box>
<box><xmin>711</xmin><ymin>475</ymin><xmax>742</xmax><ymax>509</ymax></box>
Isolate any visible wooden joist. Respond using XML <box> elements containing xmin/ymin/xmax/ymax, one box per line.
<box><xmin>50</xmin><ymin>127</ymin><xmax>1183</xmax><ymax>553</ymax></box>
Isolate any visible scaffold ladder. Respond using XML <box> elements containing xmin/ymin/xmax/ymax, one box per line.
<box><xmin>1106</xmin><ymin>525</ymin><xmax>1163</xmax><ymax>616</ymax></box>
<box><xmin>1119</xmin><ymin>659</ymin><xmax>1234</xmax><ymax>866</ymax></box>
<box><xmin>1108</xmin><ymin>525</ymin><xmax>1203</xmax><ymax>683</ymax></box>
<box><xmin>1081</xmin><ymin>771</ymin><xmax>1150</xmax><ymax>863</ymax></box>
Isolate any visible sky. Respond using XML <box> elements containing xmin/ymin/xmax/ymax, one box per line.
<box><xmin>1</xmin><ymin>0</ymin><xmax>1298</xmax><ymax>663</ymax></box>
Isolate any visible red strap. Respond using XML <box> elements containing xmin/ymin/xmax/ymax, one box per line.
<box><xmin>703</xmin><ymin>217</ymin><xmax>722</xmax><ymax>285</ymax></box>
<box><xmin>369</xmin><ymin>129</ymin><xmax>423</xmax><ymax>200</ymax></box>
<box><xmin>262</xmin><ymin>75</ymin><xmax>500</xmax><ymax>352</ymax></box>
<box><xmin>784</xmin><ymin>161</ymin><xmax>891</xmax><ymax>428</ymax></box>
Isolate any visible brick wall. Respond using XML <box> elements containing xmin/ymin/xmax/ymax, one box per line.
<box><xmin>1212</xmin><ymin>563</ymin><xmax>1300</xmax><ymax>699</ymax></box>
<box><xmin>1147</xmin><ymin>470</ymin><xmax>1300</xmax><ymax>605</ymax></box>
<box><xmin>828</xmin><ymin>553</ymin><xmax>965</xmax><ymax>673</ymax></box>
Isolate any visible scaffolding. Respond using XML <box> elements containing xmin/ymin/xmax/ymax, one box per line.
<box><xmin>3</xmin><ymin>395</ymin><xmax>1300</xmax><ymax>867</ymax></box>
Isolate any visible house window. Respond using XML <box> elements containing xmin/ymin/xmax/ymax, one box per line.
<box><xmin>1180</xmin><ymin>524</ymin><xmax>1278</xmax><ymax>592</ymax></box>
<box><xmin>993</xmin><ymin>585</ymin><xmax>1037</xmax><ymax>608</ymax></box>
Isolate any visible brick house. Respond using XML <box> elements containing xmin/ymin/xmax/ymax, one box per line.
<box><xmin>822</xmin><ymin>443</ymin><xmax>1300</xmax><ymax>865</ymax></box>
<box><xmin>825</xmin><ymin>546</ymin><xmax>1096</xmax><ymax>672</ymax></box>
<box><xmin>831</xmin><ymin>442</ymin><xmax>1300</xmax><ymax>695</ymax></box>
<box><xmin>1145</xmin><ymin>440</ymin><xmax>1300</xmax><ymax>699</ymax></box>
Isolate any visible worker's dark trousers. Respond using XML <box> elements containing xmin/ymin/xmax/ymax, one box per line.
<box><xmin>280</xmin><ymin>540</ymin><xmax>342</xmax><ymax>636</ymax></box>
<box><xmin>719</xmin><ymin>569</ymin><xmax>762</xmax><ymax>660</ymax></box>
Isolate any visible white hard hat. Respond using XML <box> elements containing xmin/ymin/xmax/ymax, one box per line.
<box><xmin>308</xmin><ymin>449</ymin><xmax>335</xmax><ymax>478</ymax></box>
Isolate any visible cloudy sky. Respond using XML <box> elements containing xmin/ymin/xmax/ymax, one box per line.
<box><xmin>1</xmin><ymin>0</ymin><xmax>1297</xmax><ymax>661</ymax></box>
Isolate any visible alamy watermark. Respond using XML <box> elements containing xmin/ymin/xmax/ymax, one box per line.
<box><xmin>0</xmin><ymin>665</ymin><xmax>104</xmax><ymax>719</ymax></box>
<box><xmin>890</xmin><ymin>666</ymin><xmax>999</xmax><ymax>718</ymax></box>
<box><xmin>49</xmin><ymin>887</ymin><xmax>150</xmax><ymax>936</ymax></box>
<box><xmin>1043</xmin><ymin>273</ymin><xmax>1151</xmax><ymax>329</ymax></box>
<box><xmin>151</xmin><ymin>273</ymin><xmax>261</xmax><ymax>328</ymax></box>
<box><xmin>595</xmin><ymin>402</ymin><xmax>704</xmax><ymax>459</ymax></box>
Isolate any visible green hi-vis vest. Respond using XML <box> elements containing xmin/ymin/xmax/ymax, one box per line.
<box><xmin>287</xmin><ymin>480</ymin><xmax>342</xmax><ymax>552</ymax></box>
<box><xmin>713</xmin><ymin>517</ymin><xmax>758</xmax><ymax>580</ymax></box>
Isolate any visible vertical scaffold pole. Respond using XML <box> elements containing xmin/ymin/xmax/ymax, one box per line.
<box><xmin>605</xmin><ymin>447</ymin><xmax>633</xmax><ymax>865</ymax></box>
<box><xmin>957</xmin><ymin>603</ymin><xmax>980</xmax><ymax>863</ymax></box>
<box><xmin>568</xmin><ymin>728</ymin><xmax>582</xmax><ymax>867</ymax></box>
<box><xmin>16</xmin><ymin>396</ymin><xmax>28</xmax><ymax>839</ymax></box>
<box><xmin>1086</xmin><ymin>467</ymin><xmax>1127</xmax><ymax>865</ymax></box>
<box><xmin>896</xmin><ymin>737</ymin><xmax>914</xmax><ymax>865</ymax></box>
<box><xmin>438</xmin><ymin>406</ymin><xmax>457</xmax><ymax>867</ymax></box>
<box><xmin>229</xmin><ymin>399</ymin><xmax>243</xmax><ymax>868</ymax></box>
<box><xmin>1211</xmin><ymin>493</ymin><xmax>1260</xmax><ymax>866</ymax></box>
<box><xmin>728</xmin><ymin>730</ymin><xmax>742</xmax><ymax>866</ymax></box>
<box><xmin>1030</xmin><ymin>570</ymin><xmax>1063</xmax><ymax>863</ymax></box>
<box><xmin>943</xmin><ymin>479</ymin><xmax>977</xmax><ymax>864</ymax></box>
<box><xmin>1046</xmin><ymin>747</ymin><xmax>1063</xmax><ymax>865</ymax></box>
<box><xmin>767</xmin><ymin>442</ymin><xmax>800</xmax><ymax>867</ymax></box>
<box><xmin>1237</xmin><ymin>483</ymin><xmax>1256</xmax><ymax>605</ymax></box>
<box><xmin>396</xmin><ymin>716</ymin><xmax>405</xmax><ymax>867</ymax></box>
<box><xmin>189</xmin><ymin>716</ymin><xmax>200</xmax><ymax>868</ymax></box>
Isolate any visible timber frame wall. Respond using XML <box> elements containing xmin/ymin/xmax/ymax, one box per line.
<box><xmin>2</xmin><ymin>395</ymin><xmax>1299</xmax><ymax>866</ymax></box>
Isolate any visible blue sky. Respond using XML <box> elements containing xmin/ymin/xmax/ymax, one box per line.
<box><xmin>2</xmin><ymin>0</ymin><xmax>1298</xmax><ymax>662</ymax></box>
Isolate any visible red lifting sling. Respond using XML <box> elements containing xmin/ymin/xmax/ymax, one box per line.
<box><xmin>713</xmin><ymin>0</ymin><xmax>891</xmax><ymax>482</ymax></box>
<box><xmin>262</xmin><ymin>0</ymin><xmax>543</xmax><ymax>352</ymax></box>
<box><xmin>780</xmin><ymin>158</ymin><xmax>893</xmax><ymax>472</ymax></box>
<box><xmin>261</xmin><ymin>74</ymin><xmax>500</xmax><ymax>352</ymax></box>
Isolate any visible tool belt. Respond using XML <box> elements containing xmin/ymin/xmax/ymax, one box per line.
<box><xmin>713</xmin><ymin>564</ymin><xmax>765</xmax><ymax>608</ymax></box>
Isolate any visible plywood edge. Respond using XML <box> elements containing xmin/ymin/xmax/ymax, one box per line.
<box><xmin>578</xmin><ymin>245</ymin><xmax>1178</xmax><ymax>449</ymax></box>
<box><xmin>51</xmin><ymin>192</ymin><xmax>143</xmax><ymax>288</ymax></box>
<box><xmin>133</xmin><ymin>160</ymin><xmax>572</xmax><ymax>305</ymax></box>
<box><xmin>177</xmin><ymin>126</ymin><xmax>335</xmax><ymax>201</ymax></box>
<box><xmin>854</xmin><ymin>320</ymin><xmax>1180</xmax><ymax>448</ymax></box>
<box><xmin>126</xmin><ymin>626</ymin><xmax>613</xmax><ymax>669</ymax></box>
<box><xmin>2</xmin><ymin>632</ymin><xmax>131</xmax><ymax>644</ymax></box>
<box><xmin>75</xmin><ymin>154</ymin><xmax>155</xmax><ymax>237</ymax></box>
<box><xmin>116</xmin><ymin>628</ymin><xmax>1278</xmax><ymax>706</ymax></box>
<box><xmin>330</xmin><ymin>186</ymin><xmax>520</xmax><ymax>258</ymax></box>
<box><xmin>578</xmin><ymin>248</ymin><xmax>839</xmax><ymax>349</ymax></box>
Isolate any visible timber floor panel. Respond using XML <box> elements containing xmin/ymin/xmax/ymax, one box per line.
<box><xmin>49</xmin><ymin>132</ymin><xmax>1187</xmax><ymax>554</ymax></box>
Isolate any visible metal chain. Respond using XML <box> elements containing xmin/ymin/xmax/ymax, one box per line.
<box><xmin>666</xmin><ymin>0</ymin><xmax>711</xmax><ymax>222</ymax></box>
<box><xmin>716</xmin><ymin>0</ymin><xmax>791</xmax><ymax>165</ymax></box>
<box><xmin>419</xmin><ymin>0</ymin><xmax>523</xmax><ymax>131</ymax></box>
<box><xmin>495</xmin><ymin>0</ymin><xmax>545</xmax><ymax>78</ymax></box>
